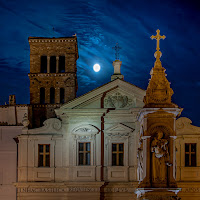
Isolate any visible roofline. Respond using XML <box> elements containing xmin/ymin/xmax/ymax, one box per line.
<box><xmin>28</xmin><ymin>36</ymin><xmax>77</xmax><ymax>40</ymax></box>
<box><xmin>59</xmin><ymin>78</ymin><xmax>145</xmax><ymax>108</ymax></box>
<box><xmin>120</xmin><ymin>78</ymin><xmax>145</xmax><ymax>91</ymax></box>
<box><xmin>0</xmin><ymin>104</ymin><xmax>28</xmax><ymax>107</ymax></box>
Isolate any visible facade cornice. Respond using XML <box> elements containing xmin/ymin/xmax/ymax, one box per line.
<box><xmin>138</xmin><ymin>107</ymin><xmax>182</xmax><ymax>122</ymax></box>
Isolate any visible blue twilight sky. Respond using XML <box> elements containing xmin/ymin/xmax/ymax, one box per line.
<box><xmin>0</xmin><ymin>0</ymin><xmax>200</xmax><ymax>125</ymax></box>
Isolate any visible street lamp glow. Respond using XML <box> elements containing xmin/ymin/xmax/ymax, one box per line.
<box><xmin>93</xmin><ymin>64</ymin><xmax>100</xmax><ymax>72</ymax></box>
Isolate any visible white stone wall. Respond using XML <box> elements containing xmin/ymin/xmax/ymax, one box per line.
<box><xmin>0</xmin><ymin>126</ymin><xmax>23</xmax><ymax>200</ymax></box>
<box><xmin>17</xmin><ymin>109</ymin><xmax>141</xmax><ymax>185</ymax></box>
<box><xmin>0</xmin><ymin>105</ymin><xmax>28</xmax><ymax>125</ymax></box>
<box><xmin>176</xmin><ymin>117</ymin><xmax>200</xmax><ymax>182</ymax></box>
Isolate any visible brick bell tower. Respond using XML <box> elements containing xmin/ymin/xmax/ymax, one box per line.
<box><xmin>136</xmin><ymin>30</ymin><xmax>182</xmax><ymax>200</ymax></box>
<box><xmin>28</xmin><ymin>36</ymin><xmax>78</xmax><ymax>128</ymax></box>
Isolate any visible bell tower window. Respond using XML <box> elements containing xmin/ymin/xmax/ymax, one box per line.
<box><xmin>50</xmin><ymin>56</ymin><xmax>56</xmax><ymax>73</ymax></box>
<box><xmin>60</xmin><ymin>88</ymin><xmax>65</xmax><ymax>103</ymax></box>
<box><xmin>41</xmin><ymin>56</ymin><xmax>47</xmax><ymax>73</ymax></box>
<box><xmin>40</xmin><ymin>87</ymin><xmax>45</xmax><ymax>104</ymax></box>
<box><xmin>59</xmin><ymin>56</ymin><xmax>65</xmax><ymax>72</ymax></box>
<box><xmin>50</xmin><ymin>87</ymin><xmax>55</xmax><ymax>104</ymax></box>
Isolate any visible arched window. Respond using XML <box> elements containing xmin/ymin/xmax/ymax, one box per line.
<box><xmin>59</xmin><ymin>56</ymin><xmax>65</xmax><ymax>72</ymax></box>
<box><xmin>60</xmin><ymin>88</ymin><xmax>65</xmax><ymax>103</ymax></box>
<box><xmin>40</xmin><ymin>87</ymin><xmax>45</xmax><ymax>104</ymax></box>
<box><xmin>50</xmin><ymin>87</ymin><xmax>55</xmax><ymax>104</ymax></box>
<box><xmin>50</xmin><ymin>56</ymin><xmax>56</xmax><ymax>73</ymax></box>
<box><xmin>41</xmin><ymin>56</ymin><xmax>47</xmax><ymax>73</ymax></box>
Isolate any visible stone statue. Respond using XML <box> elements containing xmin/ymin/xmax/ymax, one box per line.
<box><xmin>137</xmin><ymin>139</ymin><xmax>143</xmax><ymax>182</ymax></box>
<box><xmin>151</xmin><ymin>130</ymin><xmax>169</xmax><ymax>183</ymax></box>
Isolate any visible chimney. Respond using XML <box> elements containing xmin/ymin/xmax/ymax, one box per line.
<box><xmin>9</xmin><ymin>95</ymin><xmax>16</xmax><ymax>105</ymax></box>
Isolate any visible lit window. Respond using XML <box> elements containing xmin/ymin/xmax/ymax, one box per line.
<box><xmin>78</xmin><ymin>142</ymin><xmax>90</xmax><ymax>165</ymax></box>
<box><xmin>185</xmin><ymin>143</ymin><xmax>196</xmax><ymax>167</ymax></box>
<box><xmin>38</xmin><ymin>144</ymin><xmax>50</xmax><ymax>167</ymax></box>
<box><xmin>112</xmin><ymin>143</ymin><xmax>124</xmax><ymax>166</ymax></box>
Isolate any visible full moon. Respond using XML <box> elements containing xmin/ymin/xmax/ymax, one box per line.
<box><xmin>93</xmin><ymin>64</ymin><xmax>100</xmax><ymax>72</ymax></box>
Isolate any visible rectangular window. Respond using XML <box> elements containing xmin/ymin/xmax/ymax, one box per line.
<box><xmin>112</xmin><ymin>143</ymin><xmax>124</xmax><ymax>166</ymax></box>
<box><xmin>41</xmin><ymin>56</ymin><xmax>47</xmax><ymax>73</ymax></box>
<box><xmin>185</xmin><ymin>143</ymin><xmax>196</xmax><ymax>167</ymax></box>
<box><xmin>50</xmin><ymin>56</ymin><xmax>56</xmax><ymax>73</ymax></box>
<box><xmin>59</xmin><ymin>56</ymin><xmax>65</xmax><ymax>72</ymax></box>
<box><xmin>38</xmin><ymin>144</ymin><xmax>50</xmax><ymax>167</ymax></box>
<box><xmin>78</xmin><ymin>142</ymin><xmax>90</xmax><ymax>165</ymax></box>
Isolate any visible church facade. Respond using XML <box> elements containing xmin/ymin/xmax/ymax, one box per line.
<box><xmin>0</xmin><ymin>32</ymin><xmax>200</xmax><ymax>200</ymax></box>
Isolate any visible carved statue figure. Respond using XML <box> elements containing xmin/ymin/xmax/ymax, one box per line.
<box><xmin>151</xmin><ymin>130</ymin><xmax>169</xmax><ymax>183</ymax></box>
<box><xmin>137</xmin><ymin>139</ymin><xmax>143</xmax><ymax>182</ymax></box>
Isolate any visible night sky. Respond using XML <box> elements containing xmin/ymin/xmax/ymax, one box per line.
<box><xmin>0</xmin><ymin>0</ymin><xmax>200</xmax><ymax>125</ymax></box>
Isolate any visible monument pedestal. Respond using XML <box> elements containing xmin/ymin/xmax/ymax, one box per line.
<box><xmin>135</xmin><ymin>188</ymin><xmax>181</xmax><ymax>200</ymax></box>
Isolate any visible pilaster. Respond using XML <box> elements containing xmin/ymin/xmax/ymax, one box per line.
<box><xmin>56</xmin><ymin>56</ymin><xmax>59</xmax><ymax>73</ymax></box>
<box><xmin>47</xmin><ymin>56</ymin><xmax>50</xmax><ymax>73</ymax></box>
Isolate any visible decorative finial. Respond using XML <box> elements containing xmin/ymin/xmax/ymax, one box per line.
<box><xmin>143</xmin><ymin>30</ymin><xmax>174</xmax><ymax>106</ymax></box>
<box><xmin>112</xmin><ymin>43</ymin><xmax>121</xmax><ymax>60</ymax></box>
<box><xmin>151</xmin><ymin>29</ymin><xmax>166</xmax><ymax>59</ymax></box>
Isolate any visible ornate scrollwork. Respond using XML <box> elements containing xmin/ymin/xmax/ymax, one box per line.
<box><xmin>72</xmin><ymin>124</ymin><xmax>99</xmax><ymax>135</ymax></box>
<box><xmin>75</xmin><ymin>128</ymin><xmax>92</xmax><ymax>133</ymax></box>
<box><xmin>104</xmin><ymin>92</ymin><xmax>133</xmax><ymax>108</ymax></box>
<box><xmin>176</xmin><ymin>117</ymin><xmax>192</xmax><ymax>130</ymax></box>
<box><xmin>28</xmin><ymin>118</ymin><xmax>62</xmax><ymax>134</ymax></box>
<box><xmin>43</xmin><ymin>118</ymin><xmax>62</xmax><ymax>131</ymax></box>
<box><xmin>72</xmin><ymin>124</ymin><xmax>99</xmax><ymax>142</ymax></box>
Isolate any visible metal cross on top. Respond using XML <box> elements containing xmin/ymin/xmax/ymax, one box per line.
<box><xmin>112</xmin><ymin>43</ymin><xmax>121</xmax><ymax>60</ymax></box>
<box><xmin>151</xmin><ymin>29</ymin><xmax>166</xmax><ymax>51</ymax></box>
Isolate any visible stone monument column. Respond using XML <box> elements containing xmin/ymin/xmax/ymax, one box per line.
<box><xmin>135</xmin><ymin>30</ymin><xmax>182</xmax><ymax>200</ymax></box>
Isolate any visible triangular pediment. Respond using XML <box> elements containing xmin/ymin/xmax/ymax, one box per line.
<box><xmin>56</xmin><ymin>79</ymin><xmax>145</xmax><ymax>115</ymax></box>
<box><xmin>106</xmin><ymin>123</ymin><xmax>134</xmax><ymax>134</ymax></box>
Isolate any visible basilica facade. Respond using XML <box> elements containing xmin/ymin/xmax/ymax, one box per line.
<box><xmin>0</xmin><ymin>32</ymin><xmax>200</xmax><ymax>200</ymax></box>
